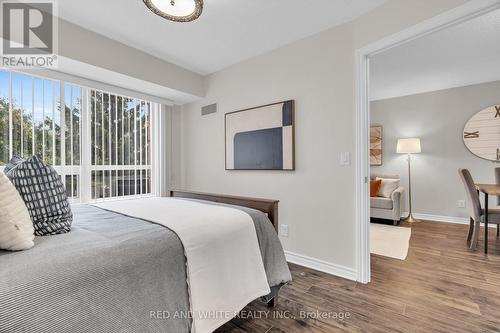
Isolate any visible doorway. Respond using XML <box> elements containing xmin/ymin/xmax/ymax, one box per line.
<box><xmin>354</xmin><ymin>0</ymin><xmax>500</xmax><ymax>283</ymax></box>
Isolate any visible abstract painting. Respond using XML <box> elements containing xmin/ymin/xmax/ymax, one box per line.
<box><xmin>370</xmin><ymin>126</ymin><xmax>383</xmax><ymax>166</ymax></box>
<box><xmin>225</xmin><ymin>100</ymin><xmax>295</xmax><ymax>170</ymax></box>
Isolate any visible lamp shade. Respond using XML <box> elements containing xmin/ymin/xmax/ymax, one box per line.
<box><xmin>397</xmin><ymin>138</ymin><xmax>421</xmax><ymax>154</ymax></box>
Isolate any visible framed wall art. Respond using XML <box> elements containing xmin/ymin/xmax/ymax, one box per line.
<box><xmin>370</xmin><ymin>126</ymin><xmax>383</xmax><ymax>166</ymax></box>
<box><xmin>225</xmin><ymin>100</ymin><xmax>295</xmax><ymax>170</ymax></box>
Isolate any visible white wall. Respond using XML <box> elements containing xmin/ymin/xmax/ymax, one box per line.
<box><xmin>173</xmin><ymin>0</ymin><xmax>468</xmax><ymax>273</ymax></box>
<box><xmin>2</xmin><ymin>18</ymin><xmax>205</xmax><ymax>103</ymax></box>
<box><xmin>371</xmin><ymin>80</ymin><xmax>500</xmax><ymax>220</ymax></box>
<box><xmin>58</xmin><ymin>19</ymin><xmax>205</xmax><ymax>100</ymax></box>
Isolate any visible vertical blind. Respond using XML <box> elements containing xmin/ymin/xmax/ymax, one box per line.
<box><xmin>0</xmin><ymin>69</ymin><xmax>157</xmax><ymax>202</ymax></box>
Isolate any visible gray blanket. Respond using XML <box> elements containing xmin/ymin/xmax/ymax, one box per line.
<box><xmin>0</xmin><ymin>200</ymin><xmax>291</xmax><ymax>333</ymax></box>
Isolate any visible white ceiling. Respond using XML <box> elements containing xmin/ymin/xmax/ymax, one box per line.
<box><xmin>371</xmin><ymin>9</ymin><xmax>500</xmax><ymax>101</ymax></box>
<box><xmin>57</xmin><ymin>0</ymin><xmax>386</xmax><ymax>75</ymax></box>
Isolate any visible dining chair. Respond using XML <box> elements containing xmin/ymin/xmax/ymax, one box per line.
<box><xmin>458</xmin><ymin>169</ymin><xmax>500</xmax><ymax>249</ymax></box>
<box><xmin>495</xmin><ymin>167</ymin><xmax>500</xmax><ymax>237</ymax></box>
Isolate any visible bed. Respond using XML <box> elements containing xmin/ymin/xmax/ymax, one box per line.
<box><xmin>0</xmin><ymin>191</ymin><xmax>291</xmax><ymax>333</ymax></box>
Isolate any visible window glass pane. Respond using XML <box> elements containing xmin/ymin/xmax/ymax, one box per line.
<box><xmin>124</xmin><ymin>98</ymin><xmax>131</xmax><ymax>167</ymax></box>
<box><xmin>20</xmin><ymin>76</ymin><xmax>33</xmax><ymax>158</ymax></box>
<box><xmin>111</xmin><ymin>170</ymin><xmax>117</xmax><ymax>197</ymax></box>
<box><xmin>103</xmin><ymin>93</ymin><xmax>109</xmax><ymax>165</ymax></box>
<box><xmin>95</xmin><ymin>91</ymin><xmax>102</xmax><ymax>165</ymax></box>
<box><xmin>147</xmin><ymin>169</ymin><xmax>151</xmax><ymax>194</ymax></box>
<box><xmin>87</xmin><ymin>91</ymin><xmax>154</xmax><ymax>199</ymax></box>
<box><xmin>117</xmin><ymin>96</ymin><xmax>123</xmax><ymax>166</ymax></box>
<box><xmin>148</xmin><ymin>103</ymin><xmax>152</xmax><ymax>165</ymax></box>
<box><xmin>96</xmin><ymin>170</ymin><xmax>103</xmax><ymax>199</ymax></box>
<box><xmin>64</xmin><ymin>84</ymin><xmax>71</xmax><ymax>165</ymax></box>
<box><xmin>65</xmin><ymin>174</ymin><xmax>78</xmax><ymax>198</ymax></box>
<box><xmin>111</xmin><ymin>95</ymin><xmax>116</xmax><ymax>166</ymax></box>
<box><xmin>136</xmin><ymin>100</ymin><xmax>141</xmax><ymax>166</ymax></box>
<box><xmin>11</xmin><ymin>74</ymin><xmax>23</xmax><ymax>158</ymax></box>
<box><xmin>117</xmin><ymin>170</ymin><xmax>124</xmax><ymax>196</ymax></box>
<box><xmin>103</xmin><ymin>170</ymin><xmax>110</xmax><ymax>198</ymax></box>
<box><xmin>120</xmin><ymin>170</ymin><xmax>126</xmax><ymax>196</ymax></box>
<box><xmin>74</xmin><ymin>175</ymin><xmax>79</xmax><ymax>198</ymax></box>
<box><xmin>128</xmin><ymin>99</ymin><xmax>135</xmax><ymax>168</ymax></box>
<box><xmin>72</xmin><ymin>86</ymin><xmax>80</xmax><ymax>166</ymax></box>
<box><xmin>0</xmin><ymin>71</ymin><xmax>8</xmax><ymax>165</ymax></box>
<box><xmin>62</xmin><ymin>83</ymin><xmax>81</xmax><ymax>201</ymax></box>
<box><xmin>34</xmin><ymin>78</ymin><xmax>44</xmax><ymax>160</ymax></box>
<box><xmin>140</xmin><ymin>169</ymin><xmax>146</xmax><ymax>194</ymax></box>
<box><xmin>43</xmin><ymin>80</ymin><xmax>53</xmax><ymax>165</ymax></box>
<box><xmin>143</xmin><ymin>102</ymin><xmax>149</xmax><ymax>166</ymax></box>
<box><xmin>54</xmin><ymin>82</ymin><xmax>61</xmax><ymax>165</ymax></box>
<box><xmin>91</xmin><ymin>170</ymin><xmax>96</xmax><ymax>200</ymax></box>
<box><xmin>65</xmin><ymin>174</ymin><xmax>72</xmax><ymax>196</ymax></box>
<box><xmin>91</xmin><ymin>90</ymin><xmax>95</xmax><ymax>165</ymax></box>
<box><xmin>130</xmin><ymin>170</ymin><xmax>135</xmax><ymax>196</ymax></box>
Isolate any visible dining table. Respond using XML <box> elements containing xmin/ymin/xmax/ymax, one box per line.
<box><xmin>475</xmin><ymin>183</ymin><xmax>500</xmax><ymax>254</ymax></box>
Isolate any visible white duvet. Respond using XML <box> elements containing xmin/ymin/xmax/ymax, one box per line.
<box><xmin>94</xmin><ymin>197</ymin><xmax>270</xmax><ymax>333</ymax></box>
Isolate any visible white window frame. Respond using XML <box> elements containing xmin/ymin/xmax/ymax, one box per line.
<box><xmin>86</xmin><ymin>89</ymin><xmax>158</xmax><ymax>202</ymax></box>
<box><xmin>0</xmin><ymin>68</ymin><xmax>167</xmax><ymax>203</ymax></box>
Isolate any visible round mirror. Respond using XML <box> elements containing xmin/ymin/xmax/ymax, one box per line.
<box><xmin>463</xmin><ymin>105</ymin><xmax>500</xmax><ymax>161</ymax></box>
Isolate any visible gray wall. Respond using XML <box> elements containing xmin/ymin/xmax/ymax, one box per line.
<box><xmin>58</xmin><ymin>20</ymin><xmax>205</xmax><ymax>98</ymax></box>
<box><xmin>371</xmin><ymin>80</ymin><xmax>500</xmax><ymax>219</ymax></box>
<box><xmin>173</xmin><ymin>0</ymin><xmax>468</xmax><ymax>272</ymax></box>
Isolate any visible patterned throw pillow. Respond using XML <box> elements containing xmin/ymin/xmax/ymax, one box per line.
<box><xmin>4</xmin><ymin>155</ymin><xmax>24</xmax><ymax>174</ymax></box>
<box><xmin>5</xmin><ymin>156</ymin><xmax>72</xmax><ymax>236</ymax></box>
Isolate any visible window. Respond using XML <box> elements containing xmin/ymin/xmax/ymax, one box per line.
<box><xmin>90</xmin><ymin>90</ymin><xmax>152</xmax><ymax>200</ymax></box>
<box><xmin>0</xmin><ymin>69</ymin><xmax>158</xmax><ymax>202</ymax></box>
<box><xmin>0</xmin><ymin>71</ymin><xmax>81</xmax><ymax>200</ymax></box>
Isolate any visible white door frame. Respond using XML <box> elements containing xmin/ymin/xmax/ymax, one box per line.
<box><xmin>354</xmin><ymin>0</ymin><xmax>500</xmax><ymax>284</ymax></box>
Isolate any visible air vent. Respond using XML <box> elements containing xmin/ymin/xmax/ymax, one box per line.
<box><xmin>201</xmin><ymin>103</ymin><xmax>217</xmax><ymax>116</ymax></box>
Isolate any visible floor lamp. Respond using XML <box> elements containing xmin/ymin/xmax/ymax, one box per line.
<box><xmin>397</xmin><ymin>138</ymin><xmax>421</xmax><ymax>223</ymax></box>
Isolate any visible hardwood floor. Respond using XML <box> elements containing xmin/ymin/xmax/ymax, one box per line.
<box><xmin>216</xmin><ymin>221</ymin><xmax>500</xmax><ymax>332</ymax></box>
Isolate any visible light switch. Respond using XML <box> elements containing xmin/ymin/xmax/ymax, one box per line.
<box><xmin>340</xmin><ymin>152</ymin><xmax>350</xmax><ymax>166</ymax></box>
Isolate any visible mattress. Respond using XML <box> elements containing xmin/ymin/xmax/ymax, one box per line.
<box><xmin>0</xmin><ymin>199</ymin><xmax>291</xmax><ymax>333</ymax></box>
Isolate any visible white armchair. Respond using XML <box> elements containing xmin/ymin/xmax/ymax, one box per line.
<box><xmin>370</xmin><ymin>173</ymin><xmax>405</xmax><ymax>225</ymax></box>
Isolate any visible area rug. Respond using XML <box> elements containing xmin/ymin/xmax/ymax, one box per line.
<box><xmin>370</xmin><ymin>223</ymin><xmax>411</xmax><ymax>260</ymax></box>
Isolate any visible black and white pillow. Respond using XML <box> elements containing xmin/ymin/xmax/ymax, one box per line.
<box><xmin>5</xmin><ymin>156</ymin><xmax>72</xmax><ymax>236</ymax></box>
<box><xmin>4</xmin><ymin>155</ymin><xmax>24</xmax><ymax>174</ymax></box>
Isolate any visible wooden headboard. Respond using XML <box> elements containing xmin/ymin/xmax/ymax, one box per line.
<box><xmin>169</xmin><ymin>190</ymin><xmax>279</xmax><ymax>231</ymax></box>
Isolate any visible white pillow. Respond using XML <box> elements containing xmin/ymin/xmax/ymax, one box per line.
<box><xmin>0</xmin><ymin>172</ymin><xmax>34</xmax><ymax>251</ymax></box>
<box><xmin>376</xmin><ymin>177</ymin><xmax>400</xmax><ymax>198</ymax></box>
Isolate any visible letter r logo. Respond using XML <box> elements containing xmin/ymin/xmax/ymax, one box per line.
<box><xmin>1</xmin><ymin>1</ymin><xmax>54</xmax><ymax>55</ymax></box>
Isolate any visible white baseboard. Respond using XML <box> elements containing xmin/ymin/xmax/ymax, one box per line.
<box><xmin>284</xmin><ymin>251</ymin><xmax>357</xmax><ymax>281</ymax></box>
<box><xmin>285</xmin><ymin>212</ymin><xmax>497</xmax><ymax>283</ymax></box>
<box><xmin>401</xmin><ymin>212</ymin><xmax>497</xmax><ymax>228</ymax></box>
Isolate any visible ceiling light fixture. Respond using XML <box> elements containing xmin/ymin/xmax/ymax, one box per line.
<box><xmin>143</xmin><ymin>0</ymin><xmax>203</xmax><ymax>23</ymax></box>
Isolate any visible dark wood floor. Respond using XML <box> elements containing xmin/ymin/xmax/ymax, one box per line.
<box><xmin>216</xmin><ymin>221</ymin><xmax>500</xmax><ymax>333</ymax></box>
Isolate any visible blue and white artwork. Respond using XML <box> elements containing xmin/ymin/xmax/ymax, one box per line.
<box><xmin>225</xmin><ymin>100</ymin><xmax>295</xmax><ymax>170</ymax></box>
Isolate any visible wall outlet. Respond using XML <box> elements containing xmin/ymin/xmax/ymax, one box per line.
<box><xmin>458</xmin><ymin>200</ymin><xmax>466</xmax><ymax>208</ymax></box>
<box><xmin>280</xmin><ymin>224</ymin><xmax>289</xmax><ymax>237</ymax></box>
